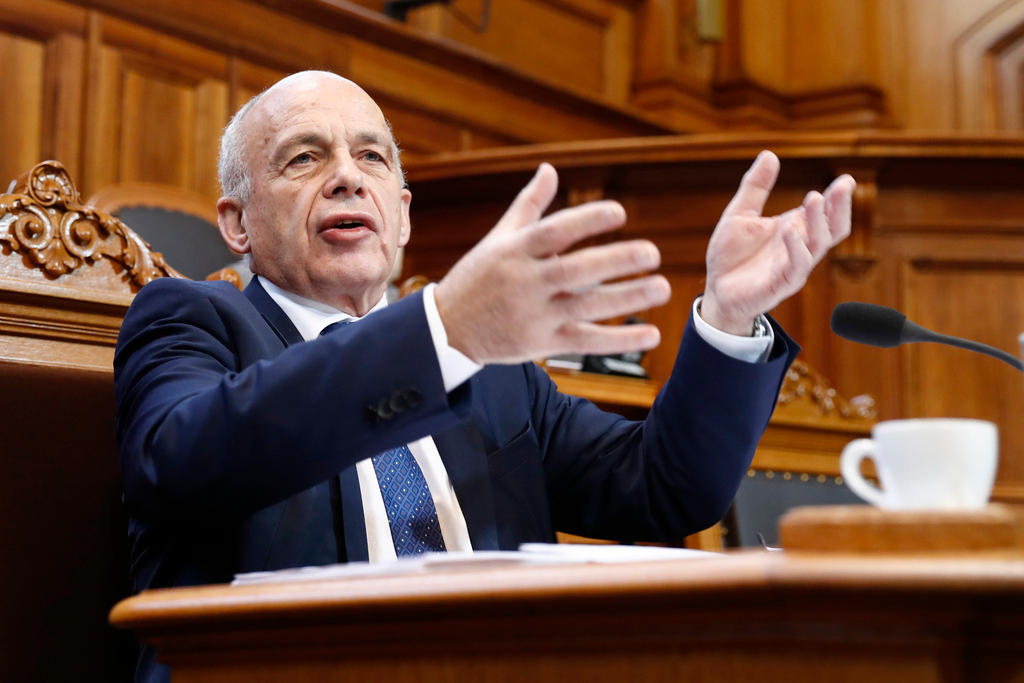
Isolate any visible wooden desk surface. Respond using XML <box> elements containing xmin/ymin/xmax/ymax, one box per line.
<box><xmin>111</xmin><ymin>551</ymin><xmax>1024</xmax><ymax>683</ymax></box>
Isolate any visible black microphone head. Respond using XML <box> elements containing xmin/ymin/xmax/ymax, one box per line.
<box><xmin>830</xmin><ymin>302</ymin><xmax>907</xmax><ymax>348</ymax></box>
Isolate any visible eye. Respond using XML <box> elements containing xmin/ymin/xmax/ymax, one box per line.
<box><xmin>361</xmin><ymin>150</ymin><xmax>385</xmax><ymax>163</ymax></box>
<box><xmin>290</xmin><ymin>152</ymin><xmax>315</xmax><ymax>166</ymax></box>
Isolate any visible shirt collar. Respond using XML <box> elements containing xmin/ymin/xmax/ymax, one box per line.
<box><xmin>258</xmin><ymin>276</ymin><xmax>388</xmax><ymax>342</ymax></box>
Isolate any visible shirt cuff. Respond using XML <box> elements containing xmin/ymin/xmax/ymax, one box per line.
<box><xmin>692</xmin><ymin>296</ymin><xmax>774</xmax><ymax>364</ymax></box>
<box><xmin>422</xmin><ymin>283</ymin><xmax>483</xmax><ymax>392</ymax></box>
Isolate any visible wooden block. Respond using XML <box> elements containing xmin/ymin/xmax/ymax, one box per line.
<box><xmin>779</xmin><ymin>504</ymin><xmax>1024</xmax><ymax>553</ymax></box>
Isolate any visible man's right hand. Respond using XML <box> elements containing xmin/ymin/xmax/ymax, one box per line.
<box><xmin>435</xmin><ymin>163</ymin><xmax>671</xmax><ymax>365</ymax></box>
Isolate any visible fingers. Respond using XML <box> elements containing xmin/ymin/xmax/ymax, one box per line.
<box><xmin>556</xmin><ymin>320</ymin><xmax>662</xmax><ymax>356</ymax></box>
<box><xmin>555</xmin><ymin>275</ymin><xmax>671</xmax><ymax>322</ymax></box>
<box><xmin>493</xmin><ymin>163</ymin><xmax>559</xmax><ymax>234</ymax></box>
<box><xmin>823</xmin><ymin>173</ymin><xmax>855</xmax><ymax>245</ymax></box>
<box><xmin>542</xmin><ymin>239</ymin><xmax>660</xmax><ymax>291</ymax></box>
<box><xmin>521</xmin><ymin>200</ymin><xmax>626</xmax><ymax>257</ymax></box>
<box><xmin>722</xmin><ymin>150</ymin><xmax>781</xmax><ymax>219</ymax></box>
<box><xmin>779</xmin><ymin>216</ymin><xmax>813</xmax><ymax>292</ymax></box>
<box><xmin>802</xmin><ymin>191</ymin><xmax>829</xmax><ymax>260</ymax></box>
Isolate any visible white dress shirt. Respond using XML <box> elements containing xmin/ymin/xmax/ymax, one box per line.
<box><xmin>259</xmin><ymin>276</ymin><xmax>773</xmax><ymax>561</ymax></box>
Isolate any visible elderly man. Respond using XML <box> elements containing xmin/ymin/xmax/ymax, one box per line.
<box><xmin>115</xmin><ymin>70</ymin><xmax>854</xmax><ymax>680</ymax></box>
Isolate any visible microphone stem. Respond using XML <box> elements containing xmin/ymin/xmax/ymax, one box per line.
<box><xmin>913</xmin><ymin>331</ymin><xmax>1023</xmax><ymax>371</ymax></box>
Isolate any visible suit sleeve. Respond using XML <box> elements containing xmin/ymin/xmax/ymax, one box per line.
<box><xmin>114</xmin><ymin>279</ymin><xmax>466</xmax><ymax>521</ymax></box>
<box><xmin>530</xmin><ymin>312</ymin><xmax>797</xmax><ymax>541</ymax></box>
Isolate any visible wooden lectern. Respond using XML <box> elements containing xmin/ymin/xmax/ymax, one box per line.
<box><xmin>110</xmin><ymin>550</ymin><xmax>1024</xmax><ymax>682</ymax></box>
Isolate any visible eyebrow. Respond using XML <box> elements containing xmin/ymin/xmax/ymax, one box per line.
<box><xmin>270</xmin><ymin>132</ymin><xmax>328</xmax><ymax>162</ymax></box>
<box><xmin>270</xmin><ymin>129</ymin><xmax>396</xmax><ymax>165</ymax></box>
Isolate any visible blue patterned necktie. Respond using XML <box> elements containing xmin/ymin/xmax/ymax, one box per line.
<box><xmin>320</xmin><ymin>320</ymin><xmax>447</xmax><ymax>556</ymax></box>
<box><xmin>372</xmin><ymin>444</ymin><xmax>447</xmax><ymax>555</ymax></box>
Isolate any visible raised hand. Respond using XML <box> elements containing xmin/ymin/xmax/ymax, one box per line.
<box><xmin>435</xmin><ymin>163</ymin><xmax>671</xmax><ymax>365</ymax></box>
<box><xmin>701</xmin><ymin>151</ymin><xmax>855</xmax><ymax>336</ymax></box>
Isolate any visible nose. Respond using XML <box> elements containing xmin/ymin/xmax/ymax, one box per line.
<box><xmin>323</xmin><ymin>155</ymin><xmax>365</xmax><ymax>199</ymax></box>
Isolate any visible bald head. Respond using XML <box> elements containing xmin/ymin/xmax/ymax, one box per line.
<box><xmin>218</xmin><ymin>71</ymin><xmax>403</xmax><ymax>204</ymax></box>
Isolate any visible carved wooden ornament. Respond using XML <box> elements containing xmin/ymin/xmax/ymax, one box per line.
<box><xmin>0</xmin><ymin>161</ymin><xmax>182</xmax><ymax>287</ymax></box>
<box><xmin>777</xmin><ymin>359</ymin><xmax>877</xmax><ymax>420</ymax></box>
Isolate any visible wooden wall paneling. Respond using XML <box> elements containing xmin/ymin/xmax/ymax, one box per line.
<box><xmin>0</xmin><ymin>0</ymin><xmax>87</xmax><ymax>35</ymax></box>
<box><xmin>401</xmin><ymin>168</ymin><xmax>539</xmax><ymax>279</ymax></box>
<box><xmin>602</xmin><ymin>2</ymin><xmax>635</xmax><ymax>102</ymax></box>
<box><xmin>952</xmin><ymin>0</ymin><xmax>1024</xmax><ymax>130</ymax></box>
<box><xmin>73</xmin><ymin>0</ymin><xmax>355</xmax><ymax>76</ymax></box>
<box><xmin>874</xmin><ymin>0</ymin><xmax>1015</xmax><ymax>131</ymax></box>
<box><xmin>119</xmin><ymin>67</ymin><xmax>198</xmax><ymax>189</ymax></box>
<box><xmin>42</xmin><ymin>34</ymin><xmax>86</xmax><ymax>184</ymax></box>
<box><xmin>901</xmin><ymin>256</ymin><xmax>1024</xmax><ymax>495</ymax></box>
<box><xmin>408</xmin><ymin>0</ymin><xmax>631</xmax><ymax>101</ymax></box>
<box><xmin>98</xmin><ymin>14</ymin><xmax>232</xmax><ymax>196</ymax></box>
<box><xmin>782</xmin><ymin>0</ymin><xmax>882</xmax><ymax>93</ymax></box>
<box><xmin>721</xmin><ymin>0</ymin><xmax>888</xmax><ymax>130</ymax></box>
<box><xmin>193</xmin><ymin>79</ymin><xmax>230</xmax><ymax>198</ymax></box>
<box><xmin>81</xmin><ymin>31</ymin><xmax>121</xmax><ymax>196</ymax></box>
<box><xmin>872</xmin><ymin>0</ymin><xmax>909</xmax><ymax>129</ymax></box>
<box><xmin>735</xmin><ymin>0</ymin><xmax>786</xmax><ymax>90</ymax></box>
<box><xmin>0</xmin><ymin>33</ymin><xmax>46</xmax><ymax>190</ymax></box>
<box><xmin>630</xmin><ymin>0</ymin><xmax>723</xmax><ymax>131</ymax></box>
<box><xmin>72</xmin><ymin>0</ymin><xmax>671</xmax><ymax>138</ymax></box>
<box><xmin>633</xmin><ymin>0</ymin><xmax>717</xmax><ymax>90</ymax></box>
<box><xmin>373</xmin><ymin>91</ymin><xmax>517</xmax><ymax>160</ymax></box>
<box><xmin>996</xmin><ymin>37</ymin><xmax>1024</xmax><ymax>129</ymax></box>
<box><xmin>897</xmin><ymin>0</ymin><xmax>959</xmax><ymax>130</ymax></box>
<box><xmin>35</xmin><ymin>0</ymin><xmax>1024</xmax><ymax>154</ymax></box>
<box><xmin>347</xmin><ymin>41</ymin><xmax>657</xmax><ymax>144</ymax></box>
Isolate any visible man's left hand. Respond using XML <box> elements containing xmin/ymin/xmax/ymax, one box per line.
<box><xmin>701</xmin><ymin>150</ymin><xmax>856</xmax><ymax>336</ymax></box>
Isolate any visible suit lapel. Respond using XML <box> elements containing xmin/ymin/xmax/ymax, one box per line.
<box><xmin>244</xmin><ymin>276</ymin><xmax>364</xmax><ymax>563</ymax></box>
<box><xmin>244</xmin><ymin>277</ymin><xmax>304</xmax><ymax>346</ymax></box>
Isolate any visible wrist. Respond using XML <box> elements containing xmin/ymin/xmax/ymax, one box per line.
<box><xmin>699</xmin><ymin>294</ymin><xmax>758</xmax><ymax>337</ymax></box>
<box><xmin>433</xmin><ymin>279</ymin><xmax>477</xmax><ymax>362</ymax></box>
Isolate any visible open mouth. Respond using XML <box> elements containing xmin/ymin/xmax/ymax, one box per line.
<box><xmin>333</xmin><ymin>219</ymin><xmax>365</xmax><ymax>230</ymax></box>
<box><xmin>319</xmin><ymin>215</ymin><xmax>374</xmax><ymax>243</ymax></box>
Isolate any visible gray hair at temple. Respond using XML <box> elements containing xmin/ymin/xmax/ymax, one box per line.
<box><xmin>217</xmin><ymin>78</ymin><xmax>406</xmax><ymax>204</ymax></box>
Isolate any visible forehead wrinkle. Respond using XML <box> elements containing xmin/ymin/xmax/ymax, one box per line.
<box><xmin>278</xmin><ymin>131</ymin><xmax>332</xmax><ymax>153</ymax></box>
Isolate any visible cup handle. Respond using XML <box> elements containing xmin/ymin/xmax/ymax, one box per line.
<box><xmin>840</xmin><ymin>438</ymin><xmax>886</xmax><ymax>507</ymax></box>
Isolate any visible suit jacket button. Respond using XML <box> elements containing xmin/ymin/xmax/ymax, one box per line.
<box><xmin>403</xmin><ymin>388</ymin><xmax>422</xmax><ymax>408</ymax></box>
<box><xmin>389</xmin><ymin>392</ymin><xmax>408</xmax><ymax>413</ymax></box>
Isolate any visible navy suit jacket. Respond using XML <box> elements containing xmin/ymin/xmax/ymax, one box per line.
<box><xmin>114</xmin><ymin>276</ymin><xmax>797</xmax><ymax>673</ymax></box>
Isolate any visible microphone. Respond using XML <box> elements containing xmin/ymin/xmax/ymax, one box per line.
<box><xmin>830</xmin><ymin>301</ymin><xmax>1023</xmax><ymax>372</ymax></box>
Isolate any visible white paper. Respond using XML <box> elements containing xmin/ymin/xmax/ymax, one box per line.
<box><xmin>232</xmin><ymin>543</ymin><xmax>717</xmax><ymax>586</ymax></box>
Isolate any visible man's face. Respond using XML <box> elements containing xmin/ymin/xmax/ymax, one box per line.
<box><xmin>220</xmin><ymin>73</ymin><xmax>411</xmax><ymax>314</ymax></box>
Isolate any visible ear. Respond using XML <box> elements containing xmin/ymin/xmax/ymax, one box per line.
<box><xmin>397</xmin><ymin>187</ymin><xmax>412</xmax><ymax>248</ymax></box>
<box><xmin>217</xmin><ymin>196</ymin><xmax>251</xmax><ymax>255</ymax></box>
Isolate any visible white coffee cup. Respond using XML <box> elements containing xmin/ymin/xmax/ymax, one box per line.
<box><xmin>840</xmin><ymin>418</ymin><xmax>998</xmax><ymax>510</ymax></box>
